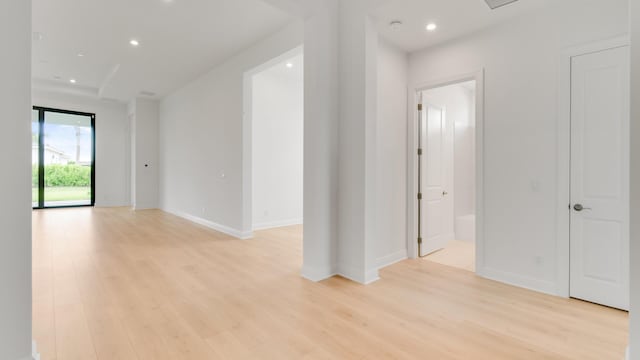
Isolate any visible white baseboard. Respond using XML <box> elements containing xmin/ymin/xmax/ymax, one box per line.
<box><xmin>94</xmin><ymin>202</ymin><xmax>131</xmax><ymax>208</ymax></box>
<box><xmin>477</xmin><ymin>266</ymin><xmax>558</xmax><ymax>296</ymax></box>
<box><xmin>16</xmin><ymin>340</ymin><xmax>40</xmax><ymax>360</ymax></box>
<box><xmin>132</xmin><ymin>201</ymin><xmax>159</xmax><ymax>211</ymax></box>
<box><xmin>162</xmin><ymin>208</ymin><xmax>253</xmax><ymax>240</ymax></box>
<box><xmin>337</xmin><ymin>264</ymin><xmax>380</xmax><ymax>285</ymax></box>
<box><xmin>253</xmin><ymin>218</ymin><xmax>303</xmax><ymax>231</ymax></box>
<box><xmin>302</xmin><ymin>249</ymin><xmax>407</xmax><ymax>285</ymax></box>
<box><xmin>302</xmin><ymin>263</ymin><xmax>380</xmax><ymax>285</ymax></box>
<box><xmin>301</xmin><ymin>264</ymin><xmax>337</xmax><ymax>282</ymax></box>
<box><xmin>626</xmin><ymin>346</ymin><xmax>629</xmax><ymax>360</ymax></box>
<box><xmin>376</xmin><ymin>249</ymin><xmax>408</xmax><ymax>270</ymax></box>
<box><xmin>32</xmin><ymin>340</ymin><xmax>40</xmax><ymax>360</ymax></box>
<box><xmin>363</xmin><ymin>268</ymin><xmax>381</xmax><ymax>284</ymax></box>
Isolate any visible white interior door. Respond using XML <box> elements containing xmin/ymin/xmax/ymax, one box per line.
<box><xmin>420</xmin><ymin>102</ymin><xmax>451</xmax><ymax>256</ymax></box>
<box><xmin>570</xmin><ymin>45</ymin><xmax>629</xmax><ymax>310</ymax></box>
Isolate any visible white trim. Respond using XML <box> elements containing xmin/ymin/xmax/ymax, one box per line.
<box><xmin>626</xmin><ymin>346</ymin><xmax>630</xmax><ymax>360</ymax></box>
<box><xmin>301</xmin><ymin>264</ymin><xmax>336</xmax><ymax>282</ymax></box>
<box><xmin>376</xmin><ymin>249</ymin><xmax>408</xmax><ymax>269</ymax></box>
<box><xmin>162</xmin><ymin>208</ymin><xmax>253</xmax><ymax>240</ymax></box>
<box><xmin>478</xmin><ymin>266</ymin><xmax>558</xmax><ymax>296</ymax></box>
<box><xmin>337</xmin><ymin>264</ymin><xmax>380</xmax><ymax>285</ymax></box>
<box><xmin>253</xmin><ymin>218</ymin><xmax>303</xmax><ymax>231</ymax></box>
<box><xmin>406</xmin><ymin>70</ymin><xmax>485</xmax><ymax>275</ymax></box>
<box><xmin>242</xmin><ymin>45</ymin><xmax>304</xmax><ymax>237</ymax></box>
<box><xmin>556</xmin><ymin>35</ymin><xmax>630</xmax><ymax>298</ymax></box>
<box><xmin>299</xmin><ymin>259</ymin><xmax>384</xmax><ymax>286</ymax></box>
<box><xmin>32</xmin><ymin>340</ymin><xmax>40</xmax><ymax>360</ymax></box>
<box><xmin>15</xmin><ymin>341</ymin><xmax>40</xmax><ymax>360</ymax></box>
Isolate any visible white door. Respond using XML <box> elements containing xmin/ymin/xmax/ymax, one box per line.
<box><xmin>570</xmin><ymin>45</ymin><xmax>629</xmax><ymax>310</ymax></box>
<box><xmin>420</xmin><ymin>102</ymin><xmax>450</xmax><ymax>256</ymax></box>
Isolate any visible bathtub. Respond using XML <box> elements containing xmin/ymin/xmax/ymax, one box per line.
<box><xmin>455</xmin><ymin>214</ymin><xmax>475</xmax><ymax>242</ymax></box>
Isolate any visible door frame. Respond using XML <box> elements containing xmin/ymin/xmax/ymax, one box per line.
<box><xmin>556</xmin><ymin>35</ymin><xmax>630</xmax><ymax>298</ymax></box>
<box><xmin>406</xmin><ymin>70</ymin><xmax>485</xmax><ymax>274</ymax></box>
<box><xmin>32</xmin><ymin>106</ymin><xmax>96</xmax><ymax>209</ymax></box>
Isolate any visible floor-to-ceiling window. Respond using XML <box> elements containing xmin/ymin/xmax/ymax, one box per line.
<box><xmin>32</xmin><ymin>107</ymin><xmax>95</xmax><ymax>209</ymax></box>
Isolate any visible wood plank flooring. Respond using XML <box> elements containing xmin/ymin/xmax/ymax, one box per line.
<box><xmin>32</xmin><ymin>208</ymin><xmax>628</xmax><ymax>359</ymax></box>
<box><xmin>425</xmin><ymin>240</ymin><xmax>476</xmax><ymax>272</ymax></box>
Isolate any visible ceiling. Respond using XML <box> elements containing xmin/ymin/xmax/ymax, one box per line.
<box><xmin>32</xmin><ymin>0</ymin><xmax>556</xmax><ymax>103</ymax></box>
<box><xmin>32</xmin><ymin>0</ymin><xmax>293</xmax><ymax>102</ymax></box>
<box><xmin>371</xmin><ymin>0</ymin><xmax>553</xmax><ymax>52</ymax></box>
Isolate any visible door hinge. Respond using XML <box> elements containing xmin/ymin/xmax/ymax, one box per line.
<box><xmin>417</xmin><ymin>193</ymin><xmax>422</xmax><ymax>200</ymax></box>
<box><xmin>418</xmin><ymin>237</ymin><xmax>423</xmax><ymax>244</ymax></box>
<box><xmin>417</xmin><ymin>104</ymin><xmax>423</xmax><ymax>111</ymax></box>
<box><xmin>417</xmin><ymin>148</ymin><xmax>422</xmax><ymax>156</ymax></box>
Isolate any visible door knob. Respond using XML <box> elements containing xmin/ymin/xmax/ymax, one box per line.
<box><xmin>573</xmin><ymin>204</ymin><xmax>592</xmax><ymax>212</ymax></box>
<box><xmin>443</xmin><ymin>191</ymin><xmax>448</xmax><ymax>196</ymax></box>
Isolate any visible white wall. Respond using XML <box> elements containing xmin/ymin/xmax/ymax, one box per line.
<box><xmin>129</xmin><ymin>98</ymin><xmax>159</xmax><ymax>210</ymax></box>
<box><xmin>130</xmin><ymin>112</ymin><xmax>136</xmax><ymax>209</ymax></box>
<box><xmin>159</xmin><ymin>21</ymin><xmax>303</xmax><ymax>237</ymax></box>
<box><xmin>335</xmin><ymin>1</ymin><xmax>380</xmax><ymax>284</ymax></box>
<box><xmin>455</xmin><ymin>86</ymin><xmax>476</xmax><ymax>220</ymax></box>
<box><xmin>409</xmin><ymin>0</ymin><xmax>629</xmax><ymax>294</ymax></box>
<box><xmin>0</xmin><ymin>1</ymin><xmax>32</xmax><ymax>359</ymax></box>
<box><xmin>32</xmin><ymin>90</ymin><xmax>130</xmax><ymax>207</ymax></box>
<box><xmin>301</xmin><ymin>1</ymin><xmax>339</xmax><ymax>280</ymax></box>
<box><xmin>629</xmin><ymin>0</ymin><xmax>639</xmax><ymax>357</ymax></box>
<box><xmin>375</xmin><ymin>38</ymin><xmax>409</xmax><ymax>268</ymax></box>
<box><xmin>251</xmin><ymin>58</ymin><xmax>304</xmax><ymax>230</ymax></box>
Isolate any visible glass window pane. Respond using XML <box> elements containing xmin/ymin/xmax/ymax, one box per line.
<box><xmin>32</xmin><ymin>109</ymin><xmax>39</xmax><ymax>207</ymax></box>
<box><xmin>43</xmin><ymin>111</ymin><xmax>93</xmax><ymax>207</ymax></box>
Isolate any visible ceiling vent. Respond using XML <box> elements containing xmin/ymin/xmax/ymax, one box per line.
<box><xmin>484</xmin><ymin>0</ymin><xmax>518</xmax><ymax>9</ymax></box>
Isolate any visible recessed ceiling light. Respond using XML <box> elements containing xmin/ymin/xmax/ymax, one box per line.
<box><xmin>426</xmin><ymin>23</ymin><xmax>437</xmax><ymax>31</ymax></box>
<box><xmin>389</xmin><ymin>21</ymin><xmax>403</xmax><ymax>31</ymax></box>
<box><xmin>69</xmin><ymin>79</ymin><xmax>77</xmax><ymax>84</ymax></box>
<box><xmin>77</xmin><ymin>53</ymin><xmax>85</xmax><ymax>57</ymax></box>
<box><xmin>130</xmin><ymin>39</ymin><xmax>140</xmax><ymax>47</ymax></box>
<box><xmin>286</xmin><ymin>62</ymin><xmax>293</xmax><ymax>68</ymax></box>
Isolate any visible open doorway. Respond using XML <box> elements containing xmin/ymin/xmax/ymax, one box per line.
<box><xmin>242</xmin><ymin>47</ymin><xmax>304</xmax><ymax>237</ymax></box>
<box><xmin>409</xmin><ymin>74</ymin><xmax>483</xmax><ymax>273</ymax></box>
<box><xmin>419</xmin><ymin>80</ymin><xmax>476</xmax><ymax>271</ymax></box>
<box><xmin>419</xmin><ymin>81</ymin><xmax>476</xmax><ymax>271</ymax></box>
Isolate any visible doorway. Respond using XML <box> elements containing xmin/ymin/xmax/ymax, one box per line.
<box><xmin>415</xmin><ymin>81</ymin><xmax>477</xmax><ymax>272</ymax></box>
<box><xmin>564</xmin><ymin>43</ymin><xmax>630</xmax><ymax>310</ymax></box>
<box><xmin>407</xmin><ymin>70</ymin><xmax>484</xmax><ymax>270</ymax></box>
<box><xmin>32</xmin><ymin>107</ymin><xmax>95</xmax><ymax>209</ymax></box>
<box><xmin>242</xmin><ymin>46</ymin><xmax>304</xmax><ymax>236</ymax></box>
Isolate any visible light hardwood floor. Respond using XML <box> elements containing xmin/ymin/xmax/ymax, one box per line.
<box><xmin>425</xmin><ymin>240</ymin><xmax>476</xmax><ymax>272</ymax></box>
<box><xmin>33</xmin><ymin>208</ymin><xmax>628</xmax><ymax>360</ymax></box>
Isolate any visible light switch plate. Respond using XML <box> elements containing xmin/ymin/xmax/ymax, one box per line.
<box><xmin>485</xmin><ymin>0</ymin><xmax>518</xmax><ymax>9</ymax></box>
